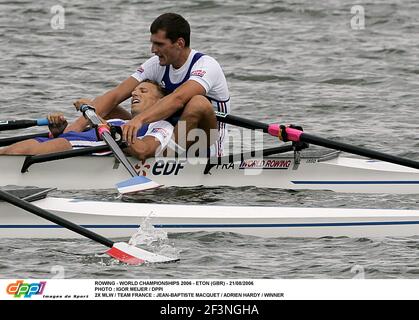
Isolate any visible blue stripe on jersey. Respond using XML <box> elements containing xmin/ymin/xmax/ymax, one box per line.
<box><xmin>136</xmin><ymin>123</ymin><xmax>149</xmax><ymax>137</ymax></box>
<box><xmin>162</xmin><ymin>52</ymin><xmax>205</xmax><ymax>94</ymax></box>
<box><xmin>163</xmin><ymin>52</ymin><xmax>205</xmax><ymax>126</ymax></box>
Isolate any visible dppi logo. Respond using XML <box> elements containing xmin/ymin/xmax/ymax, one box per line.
<box><xmin>6</xmin><ymin>280</ymin><xmax>46</xmax><ymax>298</ymax></box>
<box><xmin>134</xmin><ymin>160</ymin><xmax>186</xmax><ymax>176</ymax></box>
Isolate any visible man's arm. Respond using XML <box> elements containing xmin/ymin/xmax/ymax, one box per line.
<box><xmin>124</xmin><ymin>136</ymin><xmax>161</xmax><ymax>161</ymax></box>
<box><xmin>122</xmin><ymin>80</ymin><xmax>206</xmax><ymax>145</ymax></box>
<box><xmin>66</xmin><ymin>77</ymin><xmax>140</xmax><ymax>132</ymax></box>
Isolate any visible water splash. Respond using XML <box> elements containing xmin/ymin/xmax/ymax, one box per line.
<box><xmin>128</xmin><ymin>211</ymin><xmax>179</xmax><ymax>260</ymax></box>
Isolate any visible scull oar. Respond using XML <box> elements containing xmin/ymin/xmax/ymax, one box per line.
<box><xmin>79</xmin><ymin>104</ymin><xmax>160</xmax><ymax>194</ymax></box>
<box><xmin>0</xmin><ymin>118</ymin><xmax>49</xmax><ymax>131</ymax></box>
<box><xmin>0</xmin><ymin>189</ymin><xmax>178</xmax><ymax>264</ymax></box>
<box><xmin>215</xmin><ymin>111</ymin><xmax>419</xmax><ymax>170</ymax></box>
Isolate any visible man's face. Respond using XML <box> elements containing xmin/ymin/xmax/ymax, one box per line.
<box><xmin>150</xmin><ymin>29</ymin><xmax>182</xmax><ymax>66</ymax></box>
<box><xmin>131</xmin><ymin>82</ymin><xmax>161</xmax><ymax>113</ymax></box>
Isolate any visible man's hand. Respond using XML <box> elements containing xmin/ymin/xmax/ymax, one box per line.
<box><xmin>73</xmin><ymin>98</ymin><xmax>94</xmax><ymax>111</ymax></box>
<box><xmin>47</xmin><ymin>112</ymin><xmax>68</xmax><ymax>138</ymax></box>
<box><xmin>122</xmin><ymin>116</ymin><xmax>143</xmax><ymax>146</ymax></box>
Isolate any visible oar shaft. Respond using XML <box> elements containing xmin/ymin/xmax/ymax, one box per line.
<box><xmin>215</xmin><ymin>112</ymin><xmax>269</xmax><ymax>133</ymax></box>
<box><xmin>0</xmin><ymin>189</ymin><xmax>114</xmax><ymax>248</ymax></box>
<box><xmin>0</xmin><ymin>119</ymin><xmax>49</xmax><ymax>131</ymax></box>
<box><xmin>101</xmin><ymin>131</ymin><xmax>137</xmax><ymax>177</ymax></box>
<box><xmin>299</xmin><ymin>132</ymin><xmax>419</xmax><ymax>170</ymax></box>
<box><xmin>215</xmin><ymin>112</ymin><xmax>419</xmax><ymax>171</ymax></box>
<box><xmin>80</xmin><ymin>105</ymin><xmax>138</xmax><ymax>177</ymax></box>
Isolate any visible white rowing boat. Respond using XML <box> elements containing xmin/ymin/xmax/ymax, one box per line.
<box><xmin>1</xmin><ymin>149</ymin><xmax>419</xmax><ymax>194</ymax></box>
<box><xmin>2</xmin><ymin>194</ymin><xmax>419</xmax><ymax>239</ymax></box>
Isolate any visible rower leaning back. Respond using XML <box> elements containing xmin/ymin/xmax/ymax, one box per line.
<box><xmin>0</xmin><ymin>81</ymin><xmax>173</xmax><ymax>161</ymax></box>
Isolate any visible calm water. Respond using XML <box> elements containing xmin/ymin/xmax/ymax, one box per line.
<box><xmin>1</xmin><ymin>0</ymin><xmax>419</xmax><ymax>279</ymax></box>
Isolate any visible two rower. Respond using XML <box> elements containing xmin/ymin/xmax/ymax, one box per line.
<box><xmin>68</xmin><ymin>12</ymin><xmax>230</xmax><ymax>157</ymax></box>
<box><xmin>1</xmin><ymin>13</ymin><xmax>231</xmax><ymax>160</ymax></box>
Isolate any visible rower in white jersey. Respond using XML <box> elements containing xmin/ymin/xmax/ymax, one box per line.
<box><xmin>131</xmin><ymin>48</ymin><xmax>230</xmax><ymax>156</ymax></box>
<box><xmin>68</xmin><ymin>13</ymin><xmax>230</xmax><ymax>157</ymax></box>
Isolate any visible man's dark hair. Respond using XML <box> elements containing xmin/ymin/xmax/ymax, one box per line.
<box><xmin>142</xmin><ymin>79</ymin><xmax>167</xmax><ymax>96</ymax></box>
<box><xmin>150</xmin><ymin>13</ymin><xmax>190</xmax><ymax>47</ymax></box>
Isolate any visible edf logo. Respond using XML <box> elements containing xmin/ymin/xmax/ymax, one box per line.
<box><xmin>6</xmin><ymin>280</ymin><xmax>46</xmax><ymax>298</ymax></box>
<box><xmin>152</xmin><ymin>160</ymin><xmax>186</xmax><ymax>176</ymax></box>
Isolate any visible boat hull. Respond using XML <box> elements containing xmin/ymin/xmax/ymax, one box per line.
<box><xmin>1</xmin><ymin>152</ymin><xmax>419</xmax><ymax>193</ymax></box>
<box><xmin>1</xmin><ymin>198</ymin><xmax>419</xmax><ymax>239</ymax></box>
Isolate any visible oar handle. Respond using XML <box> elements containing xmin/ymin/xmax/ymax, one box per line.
<box><xmin>79</xmin><ymin>105</ymin><xmax>102</xmax><ymax>126</ymax></box>
<box><xmin>37</xmin><ymin>118</ymin><xmax>50</xmax><ymax>126</ymax></box>
<box><xmin>0</xmin><ymin>119</ymin><xmax>49</xmax><ymax>131</ymax></box>
<box><xmin>0</xmin><ymin>189</ymin><xmax>114</xmax><ymax>248</ymax></box>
